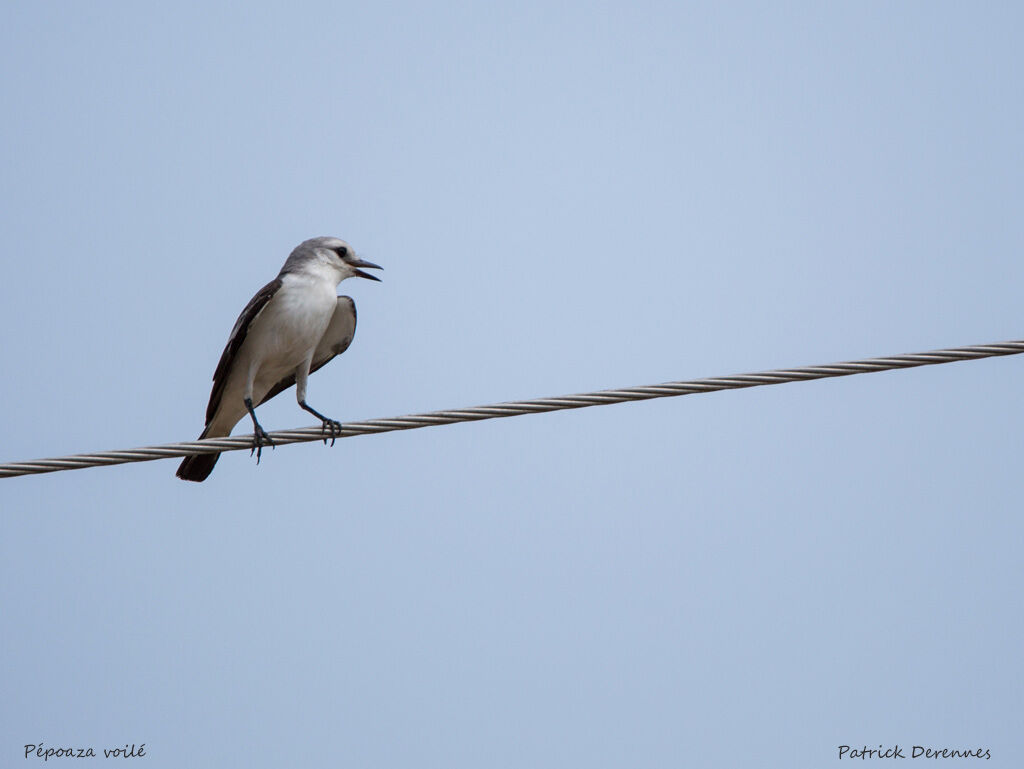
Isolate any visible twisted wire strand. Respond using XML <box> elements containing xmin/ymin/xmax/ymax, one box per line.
<box><xmin>2</xmin><ymin>340</ymin><xmax>1021</xmax><ymax>479</ymax></box>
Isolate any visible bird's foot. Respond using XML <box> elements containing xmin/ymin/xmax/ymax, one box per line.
<box><xmin>320</xmin><ymin>418</ymin><xmax>343</xmax><ymax>446</ymax></box>
<box><xmin>250</xmin><ymin>426</ymin><xmax>275</xmax><ymax>464</ymax></box>
<box><xmin>300</xmin><ymin>400</ymin><xmax>342</xmax><ymax>446</ymax></box>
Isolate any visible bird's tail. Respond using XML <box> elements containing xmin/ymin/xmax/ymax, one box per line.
<box><xmin>176</xmin><ymin>424</ymin><xmax>222</xmax><ymax>482</ymax></box>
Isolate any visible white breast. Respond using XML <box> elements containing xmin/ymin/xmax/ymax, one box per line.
<box><xmin>244</xmin><ymin>273</ymin><xmax>338</xmax><ymax>380</ymax></box>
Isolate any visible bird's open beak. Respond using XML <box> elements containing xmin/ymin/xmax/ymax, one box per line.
<box><xmin>350</xmin><ymin>258</ymin><xmax>383</xmax><ymax>282</ymax></box>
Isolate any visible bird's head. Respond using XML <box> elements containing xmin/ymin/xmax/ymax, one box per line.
<box><xmin>287</xmin><ymin>236</ymin><xmax>383</xmax><ymax>283</ymax></box>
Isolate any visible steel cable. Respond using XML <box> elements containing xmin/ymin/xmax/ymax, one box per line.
<box><xmin>1</xmin><ymin>340</ymin><xmax>1021</xmax><ymax>479</ymax></box>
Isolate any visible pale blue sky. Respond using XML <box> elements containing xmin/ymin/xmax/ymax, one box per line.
<box><xmin>2</xmin><ymin>2</ymin><xmax>1022</xmax><ymax>767</ymax></box>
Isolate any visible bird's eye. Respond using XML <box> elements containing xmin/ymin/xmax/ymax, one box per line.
<box><xmin>335</xmin><ymin>246</ymin><xmax>348</xmax><ymax>258</ymax></box>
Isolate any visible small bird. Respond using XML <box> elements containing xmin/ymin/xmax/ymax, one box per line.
<box><xmin>176</xmin><ymin>236</ymin><xmax>381</xmax><ymax>482</ymax></box>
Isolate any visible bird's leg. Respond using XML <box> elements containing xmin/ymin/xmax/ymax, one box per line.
<box><xmin>244</xmin><ymin>397</ymin><xmax>275</xmax><ymax>463</ymax></box>
<box><xmin>299</xmin><ymin>401</ymin><xmax>343</xmax><ymax>446</ymax></box>
<box><xmin>295</xmin><ymin>364</ymin><xmax>342</xmax><ymax>446</ymax></box>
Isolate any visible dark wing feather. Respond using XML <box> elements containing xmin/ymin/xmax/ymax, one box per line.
<box><xmin>258</xmin><ymin>296</ymin><xmax>357</xmax><ymax>406</ymax></box>
<box><xmin>205</xmin><ymin>278</ymin><xmax>282</xmax><ymax>425</ymax></box>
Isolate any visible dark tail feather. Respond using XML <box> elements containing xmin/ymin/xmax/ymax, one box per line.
<box><xmin>176</xmin><ymin>451</ymin><xmax>220</xmax><ymax>482</ymax></box>
<box><xmin>176</xmin><ymin>425</ymin><xmax>221</xmax><ymax>482</ymax></box>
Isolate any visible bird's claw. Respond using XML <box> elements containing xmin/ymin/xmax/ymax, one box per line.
<box><xmin>320</xmin><ymin>419</ymin><xmax>343</xmax><ymax>446</ymax></box>
<box><xmin>250</xmin><ymin>427</ymin><xmax>276</xmax><ymax>463</ymax></box>
<box><xmin>299</xmin><ymin>401</ymin><xmax>342</xmax><ymax>447</ymax></box>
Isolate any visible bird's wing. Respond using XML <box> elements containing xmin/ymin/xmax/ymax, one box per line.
<box><xmin>257</xmin><ymin>296</ymin><xmax>357</xmax><ymax>406</ymax></box>
<box><xmin>205</xmin><ymin>278</ymin><xmax>283</xmax><ymax>425</ymax></box>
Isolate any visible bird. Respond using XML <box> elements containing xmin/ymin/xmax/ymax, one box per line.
<box><xmin>176</xmin><ymin>236</ymin><xmax>381</xmax><ymax>482</ymax></box>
